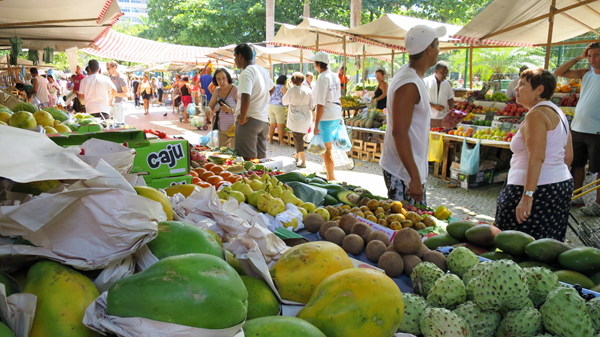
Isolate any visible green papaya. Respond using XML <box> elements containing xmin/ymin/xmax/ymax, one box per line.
<box><xmin>107</xmin><ymin>253</ymin><xmax>248</xmax><ymax>329</ymax></box>
<box><xmin>365</xmin><ymin>118</ymin><xmax>374</xmax><ymax>129</ymax></box>
<box><xmin>359</xmin><ymin>118</ymin><xmax>368</xmax><ymax>128</ymax></box>
<box><xmin>446</xmin><ymin>220</ymin><xmax>477</xmax><ymax>241</ymax></box>
<box><xmin>226</xmin><ymin>250</ymin><xmax>246</xmax><ymax>275</ymax></box>
<box><xmin>243</xmin><ymin>316</ymin><xmax>326</xmax><ymax>337</ymax></box>
<box><xmin>554</xmin><ymin>270</ymin><xmax>595</xmax><ymax>289</ymax></box>
<box><xmin>0</xmin><ymin>271</ymin><xmax>21</xmax><ymax>296</ymax></box>
<box><xmin>240</xmin><ymin>275</ymin><xmax>280</xmax><ymax>320</ymax></box>
<box><xmin>309</xmin><ymin>182</ymin><xmax>345</xmax><ymax>197</ymax></box>
<box><xmin>274</xmin><ymin>172</ymin><xmax>307</xmax><ymax>184</ymax></box>
<box><xmin>494</xmin><ymin>230</ymin><xmax>535</xmax><ymax>257</ymax></box>
<box><xmin>0</xmin><ymin>322</ymin><xmax>15</xmax><ymax>337</ymax></box>
<box><xmin>558</xmin><ymin>247</ymin><xmax>600</xmax><ymax>275</ymax></box>
<box><xmin>23</xmin><ymin>260</ymin><xmax>101</xmax><ymax>337</ymax></box>
<box><xmin>423</xmin><ymin>234</ymin><xmax>460</xmax><ymax>250</ymax></box>
<box><xmin>147</xmin><ymin>221</ymin><xmax>223</xmax><ymax>260</ymax></box>
<box><xmin>524</xmin><ymin>238</ymin><xmax>571</xmax><ymax>264</ymax></box>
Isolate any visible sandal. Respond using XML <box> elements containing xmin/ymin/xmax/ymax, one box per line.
<box><xmin>296</xmin><ymin>163</ymin><xmax>306</xmax><ymax>168</ymax></box>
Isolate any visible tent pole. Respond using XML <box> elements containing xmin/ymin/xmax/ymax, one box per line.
<box><xmin>300</xmin><ymin>48</ymin><xmax>303</xmax><ymax>72</ymax></box>
<box><xmin>269</xmin><ymin>54</ymin><xmax>273</xmax><ymax>78</ymax></box>
<box><xmin>545</xmin><ymin>0</ymin><xmax>557</xmax><ymax>69</ymax></box>
<box><xmin>362</xmin><ymin>47</ymin><xmax>366</xmax><ymax>86</ymax></box>
<box><xmin>391</xmin><ymin>50</ymin><xmax>395</xmax><ymax>77</ymax></box>
<box><xmin>464</xmin><ymin>49</ymin><xmax>469</xmax><ymax>89</ymax></box>
<box><xmin>315</xmin><ymin>34</ymin><xmax>319</xmax><ymax>79</ymax></box>
<box><xmin>469</xmin><ymin>46</ymin><xmax>473</xmax><ymax>89</ymax></box>
<box><xmin>343</xmin><ymin>35</ymin><xmax>347</xmax><ymax>95</ymax></box>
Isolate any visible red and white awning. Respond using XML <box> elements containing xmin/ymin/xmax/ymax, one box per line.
<box><xmin>82</xmin><ymin>29</ymin><xmax>215</xmax><ymax>64</ymax></box>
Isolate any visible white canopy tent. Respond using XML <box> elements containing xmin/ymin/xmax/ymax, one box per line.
<box><xmin>0</xmin><ymin>0</ymin><xmax>122</xmax><ymax>51</ymax></box>
<box><xmin>205</xmin><ymin>44</ymin><xmax>315</xmax><ymax>74</ymax></box>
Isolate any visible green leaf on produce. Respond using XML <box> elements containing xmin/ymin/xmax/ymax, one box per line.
<box><xmin>417</xmin><ymin>226</ymin><xmax>447</xmax><ymax>236</ymax></box>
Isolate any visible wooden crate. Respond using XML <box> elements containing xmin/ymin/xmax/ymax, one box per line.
<box><xmin>352</xmin><ymin>139</ymin><xmax>364</xmax><ymax>150</ymax></box>
<box><xmin>287</xmin><ymin>132</ymin><xmax>294</xmax><ymax>146</ymax></box>
<box><xmin>372</xmin><ymin>152</ymin><xmax>382</xmax><ymax>163</ymax></box>
<box><xmin>351</xmin><ymin>148</ymin><xmax>361</xmax><ymax>159</ymax></box>
<box><xmin>364</xmin><ymin>142</ymin><xmax>379</xmax><ymax>153</ymax></box>
<box><xmin>359</xmin><ymin>151</ymin><xmax>372</xmax><ymax>161</ymax></box>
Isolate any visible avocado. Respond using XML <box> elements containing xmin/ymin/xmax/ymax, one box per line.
<box><xmin>446</xmin><ymin>220</ymin><xmax>477</xmax><ymax>241</ymax></box>
<box><xmin>480</xmin><ymin>251</ymin><xmax>517</xmax><ymax>261</ymax></box>
<box><xmin>464</xmin><ymin>224</ymin><xmax>501</xmax><ymax>248</ymax></box>
<box><xmin>524</xmin><ymin>238</ymin><xmax>571</xmax><ymax>264</ymax></box>
<box><xmin>423</xmin><ymin>234</ymin><xmax>460</xmax><ymax>250</ymax></box>
<box><xmin>494</xmin><ymin>230</ymin><xmax>535</xmax><ymax>257</ymax></box>
<box><xmin>558</xmin><ymin>247</ymin><xmax>600</xmax><ymax>275</ymax></box>
<box><xmin>337</xmin><ymin>190</ymin><xmax>361</xmax><ymax>207</ymax></box>
<box><xmin>554</xmin><ymin>270</ymin><xmax>595</xmax><ymax>289</ymax></box>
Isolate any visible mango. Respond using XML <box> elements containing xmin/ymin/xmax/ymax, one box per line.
<box><xmin>524</xmin><ymin>238</ymin><xmax>571</xmax><ymax>264</ymax></box>
<box><xmin>554</xmin><ymin>270</ymin><xmax>595</xmax><ymax>289</ymax></box>
<box><xmin>423</xmin><ymin>234</ymin><xmax>460</xmax><ymax>250</ymax></box>
<box><xmin>0</xmin><ymin>322</ymin><xmax>15</xmax><ymax>337</ymax></box>
<box><xmin>133</xmin><ymin>185</ymin><xmax>173</xmax><ymax>220</ymax></box>
<box><xmin>558</xmin><ymin>247</ymin><xmax>600</xmax><ymax>275</ymax></box>
<box><xmin>494</xmin><ymin>230</ymin><xmax>535</xmax><ymax>257</ymax></box>
<box><xmin>480</xmin><ymin>251</ymin><xmax>516</xmax><ymax>261</ymax></box>
<box><xmin>107</xmin><ymin>253</ymin><xmax>247</xmax><ymax>329</ymax></box>
<box><xmin>243</xmin><ymin>316</ymin><xmax>326</xmax><ymax>337</ymax></box>
<box><xmin>270</xmin><ymin>242</ymin><xmax>353</xmax><ymax>304</ymax></box>
<box><xmin>464</xmin><ymin>224</ymin><xmax>501</xmax><ymax>248</ymax></box>
<box><xmin>297</xmin><ymin>268</ymin><xmax>404</xmax><ymax>337</ymax></box>
<box><xmin>23</xmin><ymin>260</ymin><xmax>101</xmax><ymax>337</ymax></box>
<box><xmin>241</xmin><ymin>275</ymin><xmax>280</xmax><ymax>319</ymax></box>
<box><xmin>147</xmin><ymin>221</ymin><xmax>223</xmax><ymax>260</ymax></box>
<box><xmin>446</xmin><ymin>220</ymin><xmax>477</xmax><ymax>241</ymax></box>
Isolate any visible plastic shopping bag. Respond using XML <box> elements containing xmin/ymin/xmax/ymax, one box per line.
<box><xmin>304</xmin><ymin>123</ymin><xmax>315</xmax><ymax>143</ymax></box>
<box><xmin>460</xmin><ymin>138</ymin><xmax>481</xmax><ymax>175</ymax></box>
<box><xmin>428</xmin><ymin>133</ymin><xmax>444</xmax><ymax>163</ymax></box>
<box><xmin>332</xmin><ymin>121</ymin><xmax>352</xmax><ymax>152</ymax></box>
<box><xmin>307</xmin><ymin>134</ymin><xmax>326</xmax><ymax>155</ymax></box>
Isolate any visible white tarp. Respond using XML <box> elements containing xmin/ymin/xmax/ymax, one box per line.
<box><xmin>451</xmin><ymin>0</ymin><xmax>600</xmax><ymax>46</ymax></box>
<box><xmin>206</xmin><ymin>44</ymin><xmax>315</xmax><ymax>69</ymax></box>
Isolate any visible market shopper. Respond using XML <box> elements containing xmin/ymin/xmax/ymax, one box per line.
<box><xmin>554</xmin><ymin>42</ymin><xmax>600</xmax><ymax>216</ymax></box>
<box><xmin>137</xmin><ymin>74</ymin><xmax>154</xmax><ymax>115</ymax></box>
<box><xmin>107</xmin><ymin>60</ymin><xmax>129</xmax><ymax>124</ymax></box>
<box><xmin>208</xmin><ymin>68</ymin><xmax>237</xmax><ymax>148</ymax></box>
<box><xmin>73</xmin><ymin>65</ymin><xmax>86</xmax><ymax>112</ymax></box>
<box><xmin>192</xmin><ymin>72</ymin><xmax>201</xmax><ymax>106</ymax></box>
<box><xmin>372</xmin><ymin>69</ymin><xmax>388</xmax><ymax>110</ymax></box>
<box><xmin>180</xmin><ymin>76</ymin><xmax>193</xmax><ymax>123</ymax></box>
<box><xmin>172</xmin><ymin>74</ymin><xmax>182</xmax><ymax>115</ymax></box>
<box><xmin>151</xmin><ymin>77</ymin><xmax>158</xmax><ymax>106</ymax></box>
<box><xmin>423</xmin><ymin>61</ymin><xmax>454</xmax><ymax>118</ymax></box>
<box><xmin>283</xmin><ymin>72</ymin><xmax>314</xmax><ymax>168</ymax></box>
<box><xmin>47</xmin><ymin>75</ymin><xmax>61</xmax><ymax>107</ymax></box>
<box><xmin>78</xmin><ymin>60</ymin><xmax>117</xmax><ymax>119</ymax></box>
<box><xmin>132</xmin><ymin>76</ymin><xmax>140</xmax><ymax>108</ymax></box>
<box><xmin>30</xmin><ymin>68</ymin><xmax>50</xmax><ymax>108</ymax></box>
<box><xmin>379</xmin><ymin>25</ymin><xmax>461</xmax><ymax>204</ymax></box>
<box><xmin>338</xmin><ymin>66</ymin><xmax>349</xmax><ymax>93</ymax></box>
<box><xmin>233</xmin><ymin>43</ymin><xmax>275</xmax><ymax>160</ymax></box>
<box><xmin>200</xmin><ymin>66</ymin><xmax>214</xmax><ymax>103</ymax></box>
<box><xmin>495</xmin><ymin>68</ymin><xmax>573</xmax><ymax>241</ymax></box>
<box><xmin>268</xmin><ymin>75</ymin><xmax>288</xmax><ymax>145</ymax></box>
<box><xmin>310</xmin><ymin>51</ymin><xmax>342</xmax><ymax>181</ymax></box>
<box><xmin>303</xmin><ymin>72</ymin><xmax>315</xmax><ymax>89</ymax></box>
<box><xmin>506</xmin><ymin>65</ymin><xmax>529</xmax><ymax>99</ymax></box>
<box><xmin>157</xmin><ymin>77</ymin><xmax>164</xmax><ymax>105</ymax></box>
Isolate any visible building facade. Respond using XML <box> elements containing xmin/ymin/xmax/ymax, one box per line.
<box><xmin>117</xmin><ymin>0</ymin><xmax>148</xmax><ymax>24</ymax></box>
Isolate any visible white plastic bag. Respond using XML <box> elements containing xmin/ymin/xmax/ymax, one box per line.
<box><xmin>306</xmin><ymin>134</ymin><xmax>326</xmax><ymax>155</ymax></box>
<box><xmin>208</xmin><ymin>130</ymin><xmax>219</xmax><ymax>148</ymax></box>
<box><xmin>77</xmin><ymin>139</ymin><xmax>136</xmax><ymax>175</ymax></box>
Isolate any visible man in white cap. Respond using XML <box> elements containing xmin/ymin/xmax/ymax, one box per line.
<box><xmin>424</xmin><ymin>60</ymin><xmax>455</xmax><ymax>118</ymax></box>
<box><xmin>309</xmin><ymin>51</ymin><xmax>342</xmax><ymax>181</ymax></box>
<box><xmin>380</xmin><ymin>25</ymin><xmax>462</xmax><ymax>204</ymax></box>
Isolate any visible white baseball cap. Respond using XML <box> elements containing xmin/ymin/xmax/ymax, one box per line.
<box><xmin>308</xmin><ymin>51</ymin><xmax>331</xmax><ymax>64</ymax></box>
<box><xmin>405</xmin><ymin>25</ymin><xmax>447</xmax><ymax>55</ymax></box>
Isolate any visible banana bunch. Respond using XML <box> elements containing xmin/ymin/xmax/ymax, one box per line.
<box><xmin>341</xmin><ymin>95</ymin><xmax>360</xmax><ymax>108</ymax></box>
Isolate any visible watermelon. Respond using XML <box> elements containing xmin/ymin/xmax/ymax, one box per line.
<box><xmin>11</xmin><ymin>102</ymin><xmax>38</xmax><ymax>114</ymax></box>
<box><xmin>43</xmin><ymin>107</ymin><xmax>69</xmax><ymax>122</ymax></box>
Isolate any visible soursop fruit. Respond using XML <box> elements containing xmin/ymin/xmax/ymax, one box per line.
<box><xmin>498</xmin><ymin>298</ymin><xmax>534</xmax><ymax>318</ymax></box>
<box><xmin>540</xmin><ymin>286</ymin><xmax>595</xmax><ymax>337</ymax></box>
<box><xmin>587</xmin><ymin>297</ymin><xmax>600</xmax><ymax>331</ymax></box>
<box><xmin>420</xmin><ymin>307</ymin><xmax>470</xmax><ymax>337</ymax></box>
<box><xmin>462</xmin><ymin>261</ymin><xmax>492</xmax><ymax>286</ymax></box>
<box><xmin>427</xmin><ymin>274</ymin><xmax>467</xmax><ymax>309</ymax></box>
<box><xmin>454</xmin><ymin>301</ymin><xmax>501</xmax><ymax>337</ymax></box>
<box><xmin>398</xmin><ymin>293</ymin><xmax>428</xmax><ymax>335</ymax></box>
<box><xmin>447</xmin><ymin>246</ymin><xmax>480</xmax><ymax>279</ymax></box>
<box><xmin>496</xmin><ymin>306</ymin><xmax>543</xmax><ymax>337</ymax></box>
<box><xmin>532</xmin><ymin>334</ymin><xmax>558</xmax><ymax>337</ymax></box>
<box><xmin>466</xmin><ymin>278</ymin><xmax>476</xmax><ymax>301</ymax></box>
<box><xmin>525</xmin><ymin>267</ymin><xmax>560</xmax><ymax>307</ymax></box>
<box><xmin>472</xmin><ymin>260</ymin><xmax>530</xmax><ymax>311</ymax></box>
<box><xmin>411</xmin><ymin>262</ymin><xmax>445</xmax><ymax>298</ymax></box>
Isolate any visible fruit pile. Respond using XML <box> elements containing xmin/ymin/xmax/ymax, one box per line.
<box><xmin>241</xmin><ymin>170</ymin><xmax>283</xmax><ymax>179</ymax></box>
<box><xmin>189</xmin><ymin>163</ymin><xmax>244</xmax><ymax>189</ymax></box>
<box><xmin>498</xmin><ymin>102</ymin><xmax>528</xmax><ymax>116</ymax></box>
<box><xmin>346</xmin><ymin>108</ymin><xmax>383</xmax><ymax>129</ymax></box>
<box><xmin>454</xmin><ymin>101</ymin><xmax>498</xmax><ymax>115</ymax></box>
<box><xmin>0</xmin><ymin>103</ymin><xmax>76</xmax><ymax>134</ymax></box>
<box><xmin>484</xmin><ymin>91</ymin><xmax>509</xmax><ymax>102</ymax></box>
<box><xmin>559</xmin><ymin>93</ymin><xmax>579</xmax><ymax>107</ymax></box>
<box><xmin>471</xmin><ymin>127</ymin><xmax>518</xmax><ymax>142</ymax></box>
<box><xmin>341</xmin><ymin>95</ymin><xmax>361</xmax><ymax>107</ymax></box>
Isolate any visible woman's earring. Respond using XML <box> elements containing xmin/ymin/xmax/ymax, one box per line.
<box><xmin>534</xmin><ymin>96</ymin><xmax>539</xmax><ymax>102</ymax></box>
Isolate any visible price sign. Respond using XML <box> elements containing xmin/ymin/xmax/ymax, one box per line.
<box><xmin>467</xmin><ymin>95</ymin><xmax>476</xmax><ymax>104</ymax></box>
<box><xmin>500</xmin><ymin>122</ymin><xmax>513</xmax><ymax>132</ymax></box>
<box><xmin>478</xmin><ymin>83</ymin><xmax>492</xmax><ymax>96</ymax></box>
<box><xmin>493</xmin><ymin>80</ymin><xmax>501</xmax><ymax>93</ymax></box>
<box><xmin>485</xmin><ymin>110</ymin><xmax>496</xmax><ymax>121</ymax></box>
<box><xmin>570</xmin><ymin>86</ymin><xmax>578</xmax><ymax>95</ymax></box>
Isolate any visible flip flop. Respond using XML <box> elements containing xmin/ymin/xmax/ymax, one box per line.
<box><xmin>296</xmin><ymin>163</ymin><xmax>306</xmax><ymax>168</ymax></box>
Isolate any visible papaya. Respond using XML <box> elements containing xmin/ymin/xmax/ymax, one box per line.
<box><xmin>270</xmin><ymin>242</ymin><xmax>353</xmax><ymax>303</ymax></box>
<box><xmin>446</xmin><ymin>220</ymin><xmax>476</xmax><ymax>241</ymax></box>
<box><xmin>147</xmin><ymin>221</ymin><xmax>223</xmax><ymax>260</ymax></box>
<box><xmin>107</xmin><ymin>253</ymin><xmax>247</xmax><ymax>329</ymax></box>
<box><xmin>558</xmin><ymin>247</ymin><xmax>600</xmax><ymax>275</ymax></box>
<box><xmin>133</xmin><ymin>185</ymin><xmax>173</xmax><ymax>220</ymax></box>
<box><xmin>23</xmin><ymin>260</ymin><xmax>101</xmax><ymax>337</ymax></box>
<box><xmin>0</xmin><ymin>271</ymin><xmax>21</xmax><ymax>296</ymax></box>
<box><xmin>226</xmin><ymin>250</ymin><xmax>246</xmax><ymax>275</ymax></box>
<box><xmin>554</xmin><ymin>270</ymin><xmax>595</xmax><ymax>289</ymax></box>
<box><xmin>240</xmin><ymin>275</ymin><xmax>280</xmax><ymax>319</ymax></box>
<box><xmin>164</xmin><ymin>184</ymin><xmax>199</xmax><ymax>197</ymax></box>
<box><xmin>494</xmin><ymin>230</ymin><xmax>535</xmax><ymax>257</ymax></box>
<box><xmin>480</xmin><ymin>251</ymin><xmax>517</xmax><ymax>261</ymax></box>
<box><xmin>0</xmin><ymin>322</ymin><xmax>15</xmax><ymax>337</ymax></box>
<box><xmin>243</xmin><ymin>316</ymin><xmax>326</xmax><ymax>337</ymax></box>
<box><xmin>524</xmin><ymin>238</ymin><xmax>571</xmax><ymax>264</ymax></box>
<box><xmin>297</xmin><ymin>268</ymin><xmax>404</xmax><ymax>337</ymax></box>
<box><xmin>10</xmin><ymin>180</ymin><xmax>61</xmax><ymax>195</ymax></box>
<box><xmin>423</xmin><ymin>234</ymin><xmax>460</xmax><ymax>250</ymax></box>
<box><xmin>464</xmin><ymin>224</ymin><xmax>501</xmax><ymax>248</ymax></box>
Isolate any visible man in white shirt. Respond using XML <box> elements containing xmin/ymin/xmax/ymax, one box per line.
<box><xmin>423</xmin><ymin>61</ymin><xmax>454</xmax><ymax>118</ymax></box>
<box><xmin>380</xmin><ymin>26</ymin><xmax>462</xmax><ymax>204</ymax></box>
<box><xmin>78</xmin><ymin>60</ymin><xmax>117</xmax><ymax>119</ymax></box>
<box><xmin>233</xmin><ymin>43</ymin><xmax>275</xmax><ymax>160</ymax></box>
<box><xmin>506</xmin><ymin>65</ymin><xmax>529</xmax><ymax>99</ymax></box>
<box><xmin>30</xmin><ymin>68</ymin><xmax>50</xmax><ymax>108</ymax></box>
<box><xmin>303</xmin><ymin>72</ymin><xmax>315</xmax><ymax>89</ymax></box>
<box><xmin>107</xmin><ymin>60</ymin><xmax>128</xmax><ymax>124</ymax></box>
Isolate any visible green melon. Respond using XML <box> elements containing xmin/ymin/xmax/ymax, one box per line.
<box><xmin>147</xmin><ymin>221</ymin><xmax>223</xmax><ymax>260</ymax></box>
<box><xmin>241</xmin><ymin>275</ymin><xmax>280</xmax><ymax>319</ymax></box>
<box><xmin>243</xmin><ymin>316</ymin><xmax>326</xmax><ymax>337</ymax></box>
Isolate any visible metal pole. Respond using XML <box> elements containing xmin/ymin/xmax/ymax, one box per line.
<box><xmin>391</xmin><ymin>50</ymin><xmax>395</xmax><ymax>77</ymax></box>
<box><xmin>362</xmin><ymin>46</ymin><xmax>366</xmax><ymax>86</ymax></box>
<box><xmin>315</xmin><ymin>34</ymin><xmax>319</xmax><ymax>79</ymax></box>
<box><xmin>269</xmin><ymin>54</ymin><xmax>273</xmax><ymax>78</ymax></box>
<box><xmin>464</xmin><ymin>49</ymin><xmax>469</xmax><ymax>89</ymax></box>
<box><xmin>343</xmin><ymin>35</ymin><xmax>347</xmax><ymax>95</ymax></box>
<box><xmin>300</xmin><ymin>49</ymin><xmax>303</xmax><ymax>72</ymax></box>
<box><xmin>545</xmin><ymin>0</ymin><xmax>557</xmax><ymax>69</ymax></box>
<box><xmin>469</xmin><ymin>46</ymin><xmax>474</xmax><ymax>89</ymax></box>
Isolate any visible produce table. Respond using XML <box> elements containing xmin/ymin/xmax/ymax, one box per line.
<box><xmin>341</xmin><ymin>105</ymin><xmax>367</xmax><ymax>118</ymax></box>
<box><xmin>47</xmin><ymin>128</ymin><xmax>146</xmax><ymax>146</ymax></box>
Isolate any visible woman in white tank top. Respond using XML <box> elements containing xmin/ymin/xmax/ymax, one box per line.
<box><xmin>495</xmin><ymin>68</ymin><xmax>574</xmax><ymax>241</ymax></box>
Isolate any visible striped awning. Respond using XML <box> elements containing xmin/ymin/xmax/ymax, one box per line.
<box><xmin>81</xmin><ymin>29</ymin><xmax>215</xmax><ymax>64</ymax></box>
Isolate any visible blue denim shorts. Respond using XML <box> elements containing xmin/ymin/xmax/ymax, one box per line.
<box><xmin>319</xmin><ymin>119</ymin><xmax>340</xmax><ymax>143</ymax></box>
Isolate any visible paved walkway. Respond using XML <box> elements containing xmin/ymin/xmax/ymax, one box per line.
<box><xmin>122</xmin><ymin>102</ymin><xmax>597</xmax><ymax>246</ymax></box>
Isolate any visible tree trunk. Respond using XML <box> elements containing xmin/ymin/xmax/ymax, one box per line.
<box><xmin>266</xmin><ymin>0</ymin><xmax>275</xmax><ymax>46</ymax></box>
<box><xmin>350</xmin><ymin>0</ymin><xmax>362</xmax><ymax>28</ymax></box>
<box><xmin>303</xmin><ymin>0</ymin><xmax>310</xmax><ymax>18</ymax></box>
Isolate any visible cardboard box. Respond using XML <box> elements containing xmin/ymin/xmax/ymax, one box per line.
<box><xmin>126</xmin><ymin>139</ymin><xmax>190</xmax><ymax>178</ymax></box>
<box><xmin>493</xmin><ymin>171</ymin><xmax>509</xmax><ymax>184</ymax></box>
<box><xmin>451</xmin><ymin>167</ymin><xmax>495</xmax><ymax>189</ymax></box>
<box><xmin>143</xmin><ymin>175</ymin><xmax>192</xmax><ymax>189</ymax></box>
